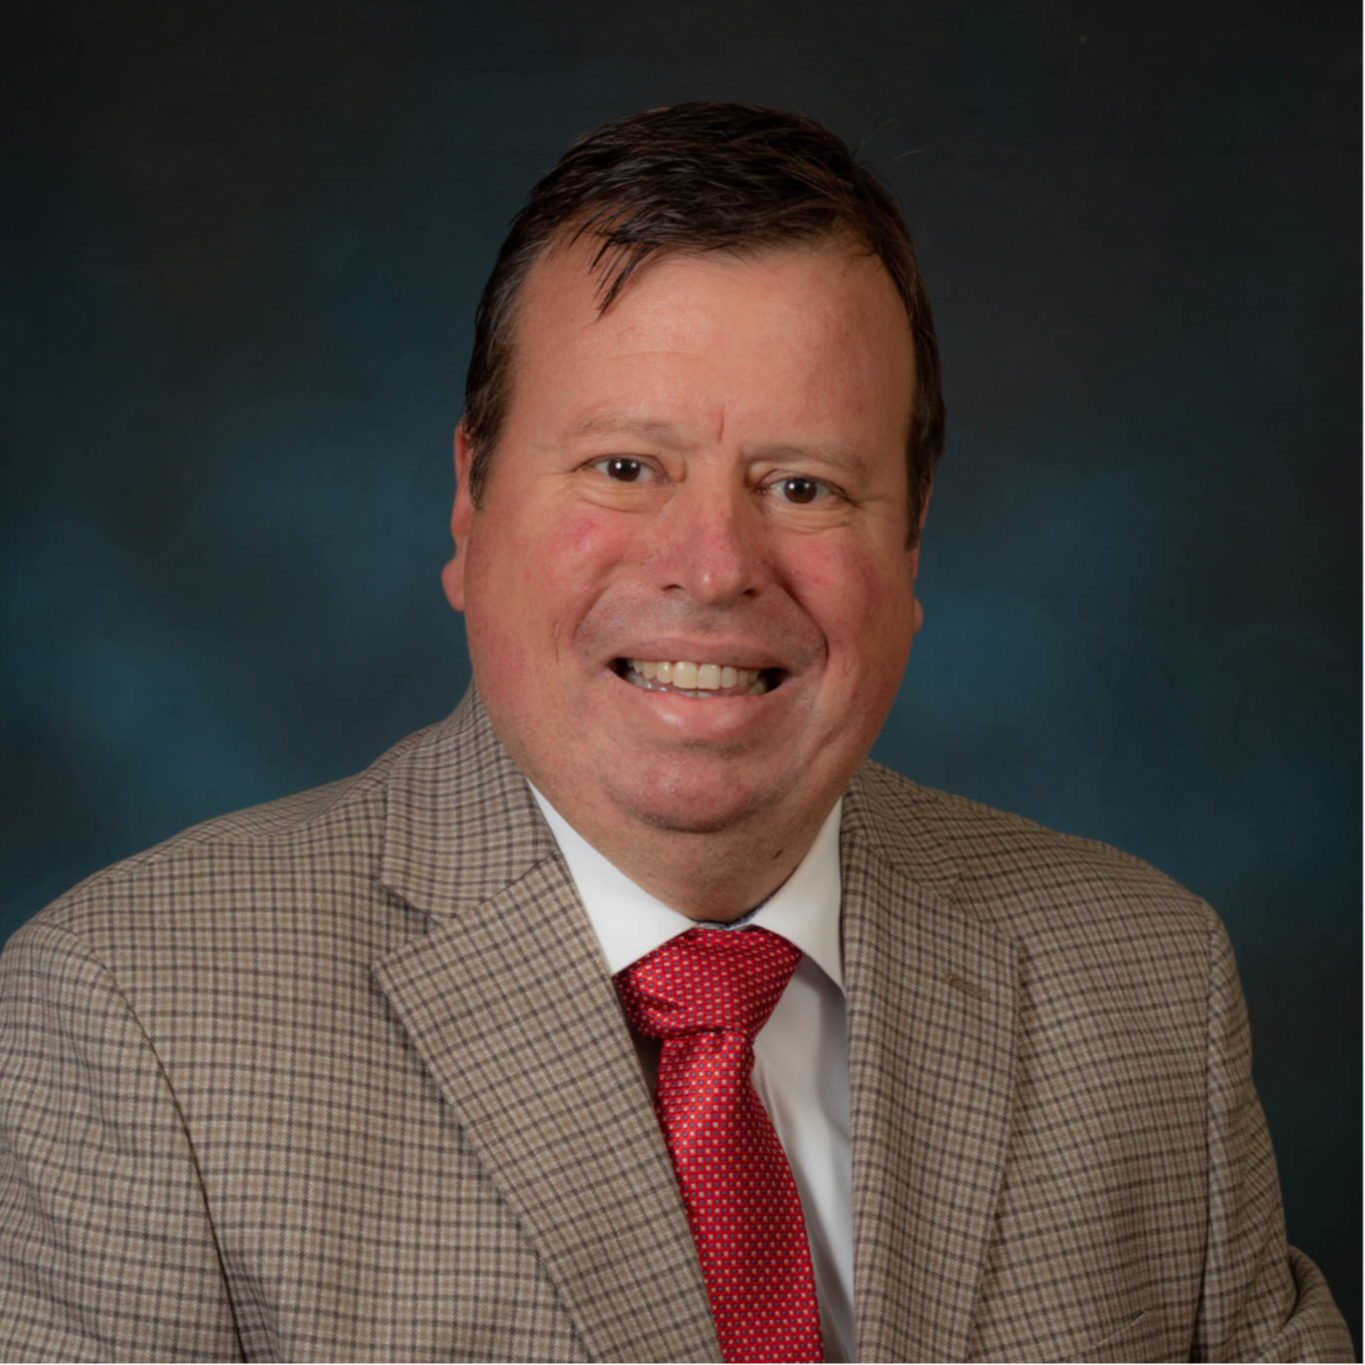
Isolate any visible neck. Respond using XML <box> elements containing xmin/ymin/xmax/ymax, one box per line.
<box><xmin>543</xmin><ymin>794</ymin><xmax>834</xmax><ymax>922</ymax></box>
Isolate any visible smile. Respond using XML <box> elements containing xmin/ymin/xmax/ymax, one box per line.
<box><xmin>616</xmin><ymin>658</ymin><xmax>783</xmax><ymax>697</ymax></box>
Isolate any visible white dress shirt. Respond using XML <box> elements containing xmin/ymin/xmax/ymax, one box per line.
<box><xmin>528</xmin><ymin>785</ymin><xmax>855</xmax><ymax>1362</ymax></box>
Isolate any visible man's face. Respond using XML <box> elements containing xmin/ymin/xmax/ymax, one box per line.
<box><xmin>443</xmin><ymin>238</ymin><xmax>924</xmax><ymax>844</ymax></box>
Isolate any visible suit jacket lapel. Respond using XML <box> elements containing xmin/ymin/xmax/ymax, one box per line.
<box><xmin>841</xmin><ymin>767</ymin><xmax>1018</xmax><ymax>1364</ymax></box>
<box><xmin>371</xmin><ymin>691</ymin><xmax>719</xmax><ymax>1363</ymax></box>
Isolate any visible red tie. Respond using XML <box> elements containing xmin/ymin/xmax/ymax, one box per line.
<box><xmin>614</xmin><ymin>927</ymin><xmax>824</xmax><ymax>1364</ymax></box>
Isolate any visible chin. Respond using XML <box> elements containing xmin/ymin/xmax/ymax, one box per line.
<box><xmin>603</xmin><ymin>771</ymin><xmax>782</xmax><ymax>837</ymax></box>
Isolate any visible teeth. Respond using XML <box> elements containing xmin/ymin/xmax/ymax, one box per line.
<box><xmin>625</xmin><ymin>659</ymin><xmax>769</xmax><ymax>695</ymax></box>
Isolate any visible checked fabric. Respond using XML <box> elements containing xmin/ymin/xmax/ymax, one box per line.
<box><xmin>614</xmin><ymin>927</ymin><xmax>824</xmax><ymax>1364</ymax></box>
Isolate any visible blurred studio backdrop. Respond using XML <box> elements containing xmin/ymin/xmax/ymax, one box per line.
<box><xmin>3</xmin><ymin>0</ymin><xmax>1359</xmax><ymax>1341</ymax></box>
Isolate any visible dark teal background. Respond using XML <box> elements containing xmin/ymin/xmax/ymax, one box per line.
<box><xmin>4</xmin><ymin>0</ymin><xmax>1359</xmax><ymax>1344</ymax></box>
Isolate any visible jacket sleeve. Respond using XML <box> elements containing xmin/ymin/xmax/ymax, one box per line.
<box><xmin>0</xmin><ymin>918</ymin><xmax>243</xmax><ymax>1363</ymax></box>
<box><xmin>1193</xmin><ymin>914</ymin><xmax>1354</xmax><ymax>1363</ymax></box>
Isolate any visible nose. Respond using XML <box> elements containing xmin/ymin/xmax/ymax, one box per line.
<box><xmin>646</xmin><ymin>478</ymin><xmax>766</xmax><ymax>605</ymax></box>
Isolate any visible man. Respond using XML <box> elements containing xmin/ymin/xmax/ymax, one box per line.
<box><xmin>0</xmin><ymin>103</ymin><xmax>1350</xmax><ymax>1363</ymax></box>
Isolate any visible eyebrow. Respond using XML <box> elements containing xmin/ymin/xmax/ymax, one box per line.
<box><xmin>562</xmin><ymin>412</ymin><xmax>873</xmax><ymax>477</ymax></box>
<box><xmin>754</xmin><ymin>441</ymin><xmax>873</xmax><ymax>480</ymax></box>
<box><xmin>562</xmin><ymin>412</ymin><xmax>695</xmax><ymax>449</ymax></box>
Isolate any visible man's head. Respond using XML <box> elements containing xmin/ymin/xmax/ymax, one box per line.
<box><xmin>442</xmin><ymin>103</ymin><xmax>942</xmax><ymax>914</ymax></box>
<box><xmin>461</xmin><ymin>102</ymin><xmax>943</xmax><ymax>541</ymax></box>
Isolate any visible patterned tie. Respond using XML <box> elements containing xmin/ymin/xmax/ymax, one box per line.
<box><xmin>614</xmin><ymin>927</ymin><xmax>824</xmax><ymax>1364</ymax></box>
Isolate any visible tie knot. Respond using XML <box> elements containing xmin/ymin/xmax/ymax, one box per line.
<box><xmin>614</xmin><ymin>926</ymin><xmax>802</xmax><ymax>1042</ymax></box>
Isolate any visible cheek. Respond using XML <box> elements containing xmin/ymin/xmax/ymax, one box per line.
<box><xmin>796</xmin><ymin>540</ymin><xmax>914</xmax><ymax>627</ymax></box>
<box><xmin>555</xmin><ymin>506</ymin><xmax>620</xmax><ymax>562</ymax></box>
<box><xmin>467</xmin><ymin>506</ymin><xmax>628</xmax><ymax>653</ymax></box>
<box><xmin>532</xmin><ymin>507</ymin><xmax>632</xmax><ymax>611</ymax></box>
<box><xmin>792</xmin><ymin>540</ymin><xmax>916</xmax><ymax>674</ymax></box>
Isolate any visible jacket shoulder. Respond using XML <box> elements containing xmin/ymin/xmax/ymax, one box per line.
<box><xmin>850</xmin><ymin>758</ymin><xmax>1217</xmax><ymax>954</ymax></box>
<box><xmin>14</xmin><ymin>720</ymin><xmax>446</xmax><ymax>958</ymax></box>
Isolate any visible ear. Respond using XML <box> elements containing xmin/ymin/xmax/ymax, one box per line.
<box><xmin>907</xmin><ymin>482</ymin><xmax>932</xmax><ymax>637</ymax></box>
<box><xmin>440</xmin><ymin>424</ymin><xmax>478</xmax><ymax>613</ymax></box>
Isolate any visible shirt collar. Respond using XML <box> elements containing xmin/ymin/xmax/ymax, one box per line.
<box><xmin>527</xmin><ymin>783</ymin><xmax>844</xmax><ymax>993</ymax></box>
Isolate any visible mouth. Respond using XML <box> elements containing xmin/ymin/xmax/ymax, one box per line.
<box><xmin>614</xmin><ymin>657</ymin><xmax>787</xmax><ymax>698</ymax></box>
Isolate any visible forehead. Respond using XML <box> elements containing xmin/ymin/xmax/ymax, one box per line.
<box><xmin>505</xmin><ymin>236</ymin><xmax>916</xmax><ymax>452</ymax></box>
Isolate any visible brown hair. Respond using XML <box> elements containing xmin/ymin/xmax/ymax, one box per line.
<box><xmin>461</xmin><ymin>102</ymin><xmax>944</xmax><ymax>539</ymax></box>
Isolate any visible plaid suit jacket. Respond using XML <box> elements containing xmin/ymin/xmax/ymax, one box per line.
<box><xmin>0</xmin><ymin>689</ymin><xmax>1351</xmax><ymax>1362</ymax></box>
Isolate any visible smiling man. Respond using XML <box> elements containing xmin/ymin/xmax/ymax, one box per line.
<box><xmin>0</xmin><ymin>104</ymin><xmax>1351</xmax><ymax>1363</ymax></box>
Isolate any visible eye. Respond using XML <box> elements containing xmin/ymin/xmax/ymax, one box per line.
<box><xmin>768</xmin><ymin>475</ymin><xmax>834</xmax><ymax>505</ymax></box>
<box><xmin>589</xmin><ymin>457</ymin><xmax>654</xmax><ymax>483</ymax></box>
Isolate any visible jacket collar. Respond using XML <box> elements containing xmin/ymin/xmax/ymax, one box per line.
<box><xmin>379</xmin><ymin>687</ymin><xmax>560</xmax><ymax>914</ymax></box>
